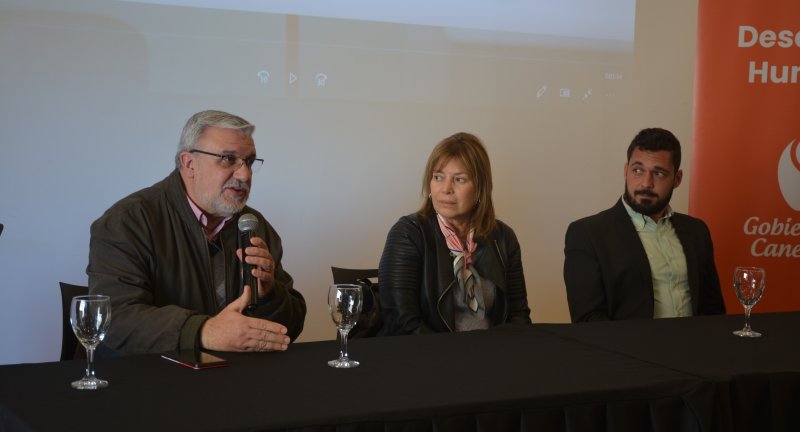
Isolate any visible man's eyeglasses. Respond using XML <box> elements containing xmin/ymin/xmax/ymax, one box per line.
<box><xmin>190</xmin><ymin>149</ymin><xmax>264</xmax><ymax>173</ymax></box>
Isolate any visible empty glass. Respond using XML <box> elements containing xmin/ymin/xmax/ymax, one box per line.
<box><xmin>70</xmin><ymin>295</ymin><xmax>112</xmax><ymax>389</ymax></box>
<box><xmin>327</xmin><ymin>284</ymin><xmax>362</xmax><ymax>368</ymax></box>
<box><xmin>732</xmin><ymin>266</ymin><xmax>765</xmax><ymax>338</ymax></box>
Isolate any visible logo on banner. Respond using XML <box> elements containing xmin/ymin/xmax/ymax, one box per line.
<box><xmin>778</xmin><ymin>140</ymin><xmax>800</xmax><ymax>211</ymax></box>
<box><xmin>741</xmin><ymin>139</ymin><xmax>800</xmax><ymax>258</ymax></box>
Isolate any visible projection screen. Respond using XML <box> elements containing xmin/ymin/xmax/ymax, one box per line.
<box><xmin>0</xmin><ymin>0</ymin><xmax>637</xmax><ymax>363</ymax></box>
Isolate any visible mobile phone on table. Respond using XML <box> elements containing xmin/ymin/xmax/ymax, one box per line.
<box><xmin>161</xmin><ymin>350</ymin><xmax>227</xmax><ymax>369</ymax></box>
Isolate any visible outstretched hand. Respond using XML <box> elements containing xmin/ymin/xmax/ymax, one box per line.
<box><xmin>200</xmin><ymin>285</ymin><xmax>290</xmax><ymax>352</ymax></box>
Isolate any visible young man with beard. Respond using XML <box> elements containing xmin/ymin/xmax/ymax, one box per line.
<box><xmin>88</xmin><ymin>110</ymin><xmax>306</xmax><ymax>356</ymax></box>
<box><xmin>563</xmin><ymin>128</ymin><xmax>726</xmax><ymax>322</ymax></box>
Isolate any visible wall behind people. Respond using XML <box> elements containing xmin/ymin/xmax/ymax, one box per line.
<box><xmin>0</xmin><ymin>0</ymin><xmax>698</xmax><ymax>364</ymax></box>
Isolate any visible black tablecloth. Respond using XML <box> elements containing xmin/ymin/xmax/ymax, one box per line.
<box><xmin>1</xmin><ymin>313</ymin><xmax>798</xmax><ymax>432</ymax></box>
<box><xmin>539</xmin><ymin>312</ymin><xmax>800</xmax><ymax>432</ymax></box>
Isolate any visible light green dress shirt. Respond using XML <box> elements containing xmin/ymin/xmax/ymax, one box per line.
<box><xmin>622</xmin><ymin>199</ymin><xmax>692</xmax><ymax>318</ymax></box>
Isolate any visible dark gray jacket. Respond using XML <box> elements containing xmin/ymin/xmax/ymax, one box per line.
<box><xmin>379</xmin><ymin>213</ymin><xmax>532</xmax><ymax>335</ymax></box>
<box><xmin>88</xmin><ymin>170</ymin><xmax>306</xmax><ymax>356</ymax></box>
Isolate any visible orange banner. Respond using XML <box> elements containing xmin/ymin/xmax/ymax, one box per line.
<box><xmin>692</xmin><ymin>0</ymin><xmax>800</xmax><ymax>313</ymax></box>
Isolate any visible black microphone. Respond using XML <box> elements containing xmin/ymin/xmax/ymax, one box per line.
<box><xmin>238</xmin><ymin>213</ymin><xmax>258</xmax><ymax>313</ymax></box>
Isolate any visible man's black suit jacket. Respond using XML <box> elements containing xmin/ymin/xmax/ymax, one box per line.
<box><xmin>564</xmin><ymin>199</ymin><xmax>726</xmax><ymax>322</ymax></box>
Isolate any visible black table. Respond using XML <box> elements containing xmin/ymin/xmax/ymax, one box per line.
<box><xmin>540</xmin><ymin>312</ymin><xmax>800</xmax><ymax>432</ymax></box>
<box><xmin>1</xmin><ymin>313</ymin><xmax>797</xmax><ymax>432</ymax></box>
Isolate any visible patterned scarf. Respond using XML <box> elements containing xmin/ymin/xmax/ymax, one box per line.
<box><xmin>437</xmin><ymin>214</ymin><xmax>480</xmax><ymax>312</ymax></box>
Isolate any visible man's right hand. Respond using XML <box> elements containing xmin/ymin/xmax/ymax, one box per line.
<box><xmin>200</xmin><ymin>285</ymin><xmax>290</xmax><ymax>352</ymax></box>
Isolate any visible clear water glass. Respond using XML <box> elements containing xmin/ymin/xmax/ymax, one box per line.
<box><xmin>732</xmin><ymin>266</ymin><xmax>765</xmax><ymax>338</ymax></box>
<box><xmin>327</xmin><ymin>284</ymin><xmax>362</xmax><ymax>368</ymax></box>
<box><xmin>70</xmin><ymin>295</ymin><xmax>112</xmax><ymax>389</ymax></box>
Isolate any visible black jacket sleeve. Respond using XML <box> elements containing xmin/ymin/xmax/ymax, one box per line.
<box><xmin>378</xmin><ymin>218</ymin><xmax>437</xmax><ymax>335</ymax></box>
<box><xmin>247</xmin><ymin>217</ymin><xmax>307</xmax><ymax>341</ymax></box>
<box><xmin>564</xmin><ymin>220</ymin><xmax>612</xmax><ymax>322</ymax></box>
<box><xmin>493</xmin><ymin>222</ymin><xmax>532</xmax><ymax>324</ymax></box>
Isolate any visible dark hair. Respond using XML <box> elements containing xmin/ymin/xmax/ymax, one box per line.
<box><xmin>418</xmin><ymin>132</ymin><xmax>496</xmax><ymax>239</ymax></box>
<box><xmin>626</xmin><ymin>128</ymin><xmax>681</xmax><ymax>171</ymax></box>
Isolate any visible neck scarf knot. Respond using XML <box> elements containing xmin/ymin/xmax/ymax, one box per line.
<box><xmin>437</xmin><ymin>214</ymin><xmax>480</xmax><ymax>312</ymax></box>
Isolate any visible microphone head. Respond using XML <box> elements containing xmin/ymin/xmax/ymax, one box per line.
<box><xmin>238</xmin><ymin>213</ymin><xmax>258</xmax><ymax>232</ymax></box>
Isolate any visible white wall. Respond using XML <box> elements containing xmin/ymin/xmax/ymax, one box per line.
<box><xmin>0</xmin><ymin>0</ymin><xmax>698</xmax><ymax>365</ymax></box>
<box><xmin>633</xmin><ymin>0</ymin><xmax>699</xmax><ymax>211</ymax></box>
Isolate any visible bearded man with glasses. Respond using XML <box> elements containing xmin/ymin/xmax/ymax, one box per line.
<box><xmin>88</xmin><ymin>110</ymin><xmax>306</xmax><ymax>356</ymax></box>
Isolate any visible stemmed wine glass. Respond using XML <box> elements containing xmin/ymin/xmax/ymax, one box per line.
<box><xmin>327</xmin><ymin>284</ymin><xmax>362</xmax><ymax>368</ymax></box>
<box><xmin>70</xmin><ymin>295</ymin><xmax>112</xmax><ymax>389</ymax></box>
<box><xmin>732</xmin><ymin>266</ymin><xmax>765</xmax><ymax>338</ymax></box>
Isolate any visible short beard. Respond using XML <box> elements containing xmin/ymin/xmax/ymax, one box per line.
<box><xmin>204</xmin><ymin>179</ymin><xmax>250</xmax><ymax>217</ymax></box>
<box><xmin>623</xmin><ymin>183</ymin><xmax>672</xmax><ymax>218</ymax></box>
<box><xmin>211</xmin><ymin>196</ymin><xmax>247</xmax><ymax>217</ymax></box>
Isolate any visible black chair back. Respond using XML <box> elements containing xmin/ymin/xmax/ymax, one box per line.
<box><xmin>331</xmin><ymin>267</ymin><xmax>378</xmax><ymax>284</ymax></box>
<box><xmin>59</xmin><ymin>282</ymin><xmax>88</xmax><ymax>361</ymax></box>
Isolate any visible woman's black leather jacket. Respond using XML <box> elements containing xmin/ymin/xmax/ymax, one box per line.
<box><xmin>378</xmin><ymin>213</ymin><xmax>532</xmax><ymax>335</ymax></box>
